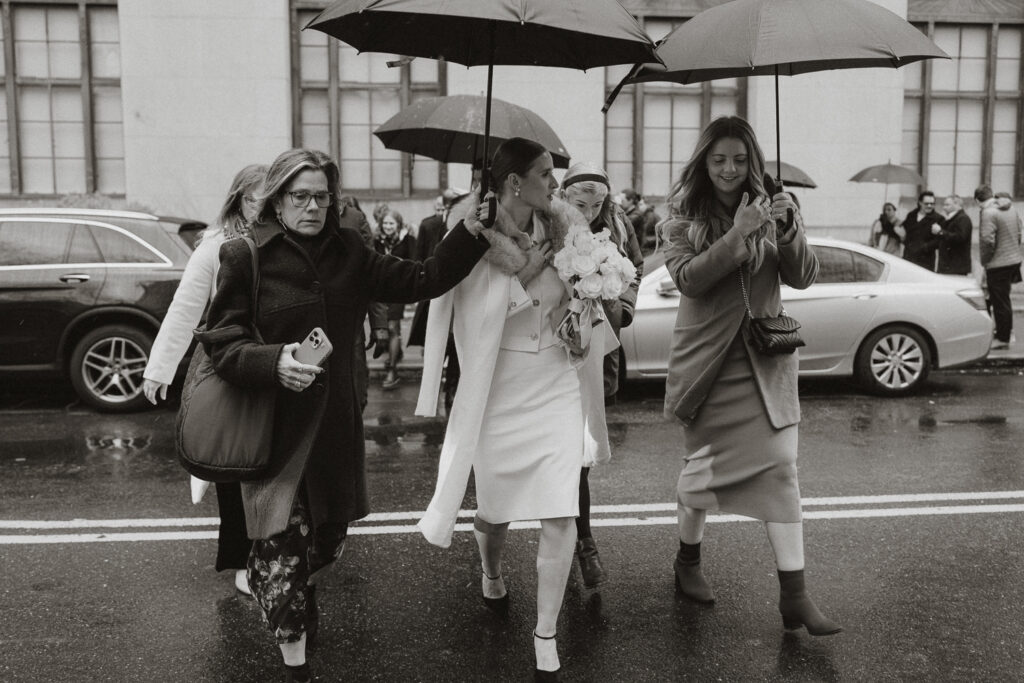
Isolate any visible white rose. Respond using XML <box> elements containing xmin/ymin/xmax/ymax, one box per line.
<box><xmin>618</xmin><ymin>256</ymin><xmax>637</xmax><ymax>281</ymax></box>
<box><xmin>571</xmin><ymin>253</ymin><xmax>598</xmax><ymax>278</ymax></box>
<box><xmin>575</xmin><ymin>272</ymin><xmax>605</xmax><ymax>299</ymax></box>
<box><xmin>593</xmin><ymin>228</ymin><xmax>612</xmax><ymax>244</ymax></box>
<box><xmin>592</xmin><ymin>242</ymin><xmax>619</xmax><ymax>265</ymax></box>
<box><xmin>573</xmin><ymin>229</ymin><xmax>597</xmax><ymax>255</ymax></box>
<box><xmin>601</xmin><ymin>271</ymin><xmax>625</xmax><ymax>299</ymax></box>
<box><xmin>553</xmin><ymin>248</ymin><xmax>575</xmax><ymax>280</ymax></box>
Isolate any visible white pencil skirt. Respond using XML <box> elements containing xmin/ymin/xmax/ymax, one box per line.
<box><xmin>473</xmin><ymin>344</ymin><xmax>583</xmax><ymax>524</ymax></box>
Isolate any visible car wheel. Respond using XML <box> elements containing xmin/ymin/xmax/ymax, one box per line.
<box><xmin>69</xmin><ymin>325</ymin><xmax>153</xmax><ymax>412</ymax></box>
<box><xmin>854</xmin><ymin>324</ymin><xmax>931</xmax><ymax>396</ymax></box>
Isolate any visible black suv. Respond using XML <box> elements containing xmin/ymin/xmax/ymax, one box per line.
<box><xmin>0</xmin><ymin>208</ymin><xmax>205</xmax><ymax>412</ymax></box>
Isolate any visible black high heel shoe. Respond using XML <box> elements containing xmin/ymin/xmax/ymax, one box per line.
<box><xmin>534</xmin><ymin>631</ymin><xmax>560</xmax><ymax>682</ymax></box>
<box><xmin>481</xmin><ymin>571</ymin><xmax>509</xmax><ymax>614</ymax></box>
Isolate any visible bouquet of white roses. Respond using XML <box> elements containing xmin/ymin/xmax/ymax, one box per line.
<box><xmin>551</xmin><ymin>224</ymin><xmax>637</xmax><ymax>362</ymax></box>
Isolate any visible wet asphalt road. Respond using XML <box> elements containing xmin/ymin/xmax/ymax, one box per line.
<box><xmin>1</xmin><ymin>371</ymin><xmax>1024</xmax><ymax>682</ymax></box>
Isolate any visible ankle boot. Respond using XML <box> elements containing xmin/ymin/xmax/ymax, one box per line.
<box><xmin>777</xmin><ymin>569</ymin><xmax>842</xmax><ymax>636</ymax></box>
<box><xmin>674</xmin><ymin>541</ymin><xmax>715</xmax><ymax>604</ymax></box>
<box><xmin>575</xmin><ymin>537</ymin><xmax>608</xmax><ymax>588</ymax></box>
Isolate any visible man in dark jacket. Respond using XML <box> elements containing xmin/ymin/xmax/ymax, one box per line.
<box><xmin>935</xmin><ymin>194</ymin><xmax>973</xmax><ymax>275</ymax></box>
<box><xmin>339</xmin><ymin>199</ymin><xmax>388</xmax><ymax>410</ymax></box>
<box><xmin>902</xmin><ymin>190</ymin><xmax>944</xmax><ymax>271</ymax></box>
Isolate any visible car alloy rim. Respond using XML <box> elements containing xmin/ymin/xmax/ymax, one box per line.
<box><xmin>81</xmin><ymin>337</ymin><xmax>148</xmax><ymax>403</ymax></box>
<box><xmin>869</xmin><ymin>332</ymin><xmax>924</xmax><ymax>390</ymax></box>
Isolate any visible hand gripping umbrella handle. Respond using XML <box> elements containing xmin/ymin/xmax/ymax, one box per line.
<box><xmin>482</xmin><ymin>194</ymin><xmax>497</xmax><ymax>229</ymax></box>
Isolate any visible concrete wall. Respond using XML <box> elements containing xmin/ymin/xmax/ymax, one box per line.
<box><xmin>119</xmin><ymin>0</ymin><xmax>292</xmax><ymax>222</ymax></box>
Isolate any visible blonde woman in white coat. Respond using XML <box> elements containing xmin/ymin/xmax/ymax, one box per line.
<box><xmin>142</xmin><ymin>163</ymin><xmax>267</xmax><ymax>595</ymax></box>
<box><xmin>417</xmin><ymin>138</ymin><xmax>611</xmax><ymax>682</ymax></box>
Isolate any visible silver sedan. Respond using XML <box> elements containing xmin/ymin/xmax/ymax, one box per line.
<box><xmin>620</xmin><ymin>237</ymin><xmax>992</xmax><ymax>396</ymax></box>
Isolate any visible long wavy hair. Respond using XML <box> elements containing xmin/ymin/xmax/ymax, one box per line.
<box><xmin>560</xmin><ymin>161</ymin><xmax>628</xmax><ymax>251</ymax></box>
<box><xmin>254</xmin><ymin>148</ymin><xmax>341</xmax><ymax>233</ymax></box>
<box><xmin>665</xmin><ymin>116</ymin><xmax>772</xmax><ymax>272</ymax></box>
<box><xmin>198</xmin><ymin>164</ymin><xmax>268</xmax><ymax>245</ymax></box>
<box><xmin>877</xmin><ymin>202</ymin><xmax>900</xmax><ymax>241</ymax></box>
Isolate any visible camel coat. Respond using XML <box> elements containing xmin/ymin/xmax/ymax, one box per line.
<box><xmin>662</xmin><ymin>207</ymin><xmax>818</xmax><ymax>429</ymax></box>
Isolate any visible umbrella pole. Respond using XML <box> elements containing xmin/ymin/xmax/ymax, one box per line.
<box><xmin>480</xmin><ymin>21</ymin><xmax>496</xmax><ymax>197</ymax></box>
<box><xmin>774</xmin><ymin>67</ymin><xmax>782</xmax><ymax>187</ymax></box>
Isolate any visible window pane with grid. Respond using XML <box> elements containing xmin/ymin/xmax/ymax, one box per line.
<box><xmin>14</xmin><ymin>6</ymin><xmax>81</xmax><ymax>80</ymax></box>
<box><xmin>89</xmin><ymin>7</ymin><xmax>120</xmax><ymax>80</ymax></box>
<box><xmin>93</xmin><ymin>85</ymin><xmax>124</xmax><ymax>193</ymax></box>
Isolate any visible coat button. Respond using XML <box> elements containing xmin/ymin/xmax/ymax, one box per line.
<box><xmin>509</xmin><ymin>301</ymin><xmax>517</xmax><ymax>308</ymax></box>
<box><xmin>530</xmin><ymin>333</ymin><xmax>538</xmax><ymax>340</ymax></box>
<box><xmin>310</xmin><ymin>281</ymin><xmax>321</xmax><ymax>293</ymax></box>
<box><xmin>532</xmin><ymin>299</ymin><xmax>540</xmax><ymax>307</ymax></box>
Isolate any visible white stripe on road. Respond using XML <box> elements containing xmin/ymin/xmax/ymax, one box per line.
<box><xmin>3</xmin><ymin>500</ymin><xmax>1024</xmax><ymax>544</ymax></box>
<box><xmin>3</xmin><ymin>490</ymin><xmax>1024</xmax><ymax>530</ymax></box>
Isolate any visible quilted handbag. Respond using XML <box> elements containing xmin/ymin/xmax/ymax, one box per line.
<box><xmin>175</xmin><ymin>238</ymin><xmax>276</xmax><ymax>482</ymax></box>
<box><xmin>739</xmin><ymin>268</ymin><xmax>805</xmax><ymax>355</ymax></box>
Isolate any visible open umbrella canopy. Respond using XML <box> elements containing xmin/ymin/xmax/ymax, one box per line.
<box><xmin>306</xmin><ymin>0</ymin><xmax>659</xmax><ymax>70</ymax></box>
<box><xmin>375</xmin><ymin>95</ymin><xmax>571</xmax><ymax>168</ymax></box>
<box><xmin>849</xmin><ymin>163</ymin><xmax>924</xmax><ymax>186</ymax></box>
<box><xmin>766</xmin><ymin>161</ymin><xmax>816</xmax><ymax>188</ymax></box>
<box><xmin>605</xmin><ymin>0</ymin><xmax>948</xmax><ymax>184</ymax></box>
<box><xmin>625</xmin><ymin>0</ymin><xmax>948</xmax><ymax>84</ymax></box>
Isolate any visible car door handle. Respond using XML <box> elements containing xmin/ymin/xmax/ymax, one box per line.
<box><xmin>59</xmin><ymin>273</ymin><xmax>91</xmax><ymax>283</ymax></box>
<box><xmin>853</xmin><ymin>293</ymin><xmax>877</xmax><ymax>300</ymax></box>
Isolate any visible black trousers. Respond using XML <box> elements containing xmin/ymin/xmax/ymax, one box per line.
<box><xmin>215</xmin><ymin>482</ymin><xmax>251</xmax><ymax>572</ymax></box>
<box><xmin>987</xmin><ymin>264</ymin><xmax>1019</xmax><ymax>343</ymax></box>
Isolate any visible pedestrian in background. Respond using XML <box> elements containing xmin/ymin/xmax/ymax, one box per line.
<box><xmin>660</xmin><ymin>116</ymin><xmax>841</xmax><ymax>636</ymax></box>
<box><xmin>976</xmin><ymin>184</ymin><xmax>1023</xmax><ymax>350</ymax></box>
<box><xmin>935</xmin><ymin>194</ymin><xmax>973</xmax><ymax>276</ymax></box>
<box><xmin>622</xmin><ymin>188</ymin><xmax>662</xmax><ymax>255</ymax></box>
<box><xmin>142</xmin><ymin>163</ymin><xmax>268</xmax><ymax>597</ymax></box>
<box><xmin>869</xmin><ymin>202</ymin><xmax>905</xmax><ymax>255</ymax></box>
<box><xmin>339</xmin><ymin>194</ymin><xmax>389</xmax><ymax>410</ymax></box>
<box><xmin>200</xmin><ymin>148</ymin><xmax>488</xmax><ymax>683</ymax></box>
<box><xmin>901</xmin><ymin>191</ymin><xmax>943</xmax><ymax>270</ymax></box>
<box><xmin>417</xmin><ymin>138</ymin><xmax>611</xmax><ymax>681</ymax></box>
<box><xmin>373</xmin><ymin>209</ymin><xmax>417</xmax><ymax>389</ymax></box>
<box><xmin>559</xmin><ymin>161</ymin><xmax>643</xmax><ymax>589</ymax></box>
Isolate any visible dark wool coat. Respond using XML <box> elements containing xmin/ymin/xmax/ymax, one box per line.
<box><xmin>902</xmin><ymin>209</ymin><xmax>944</xmax><ymax>271</ymax></box>
<box><xmin>662</xmin><ymin>205</ymin><xmax>818</xmax><ymax>429</ymax></box>
<box><xmin>201</xmin><ymin>215</ymin><xmax>487</xmax><ymax>539</ymax></box>
<box><xmin>936</xmin><ymin>209</ymin><xmax>973</xmax><ymax>275</ymax></box>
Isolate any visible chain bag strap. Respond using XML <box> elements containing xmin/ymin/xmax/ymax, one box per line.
<box><xmin>738</xmin><ymin>266</ymin><xmax>805</xmax><ymax>355</ymax></box>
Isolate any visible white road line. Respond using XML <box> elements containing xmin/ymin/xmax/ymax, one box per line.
<box><xmin>0</xmin><ymin>517</ymin><xmax>220</xmax><ymax>530</ymax></box>
<box><xmin>2</xmin><ymin>502</ymin><xmax>1023</xmax><ymax>544</ymax></box>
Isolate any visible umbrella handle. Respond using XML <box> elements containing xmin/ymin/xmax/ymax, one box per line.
<box><xmin>478</xmin><ymin>193</ymin><xmax>497</xmax><ymax>230</ymax></box>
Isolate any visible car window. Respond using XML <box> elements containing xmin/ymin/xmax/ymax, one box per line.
<box><xmin>86</xmin><ymin>224</ymin><xmax>165</xmax><ymax>263</ymax></box>
<box><xmin>68</xmin><ymin>225</ymin><xmax>103</xmax><ymax>263</ymax></box>
<box><xmin>0</xmin><ymin>221</ymin><xmax>72</xmax><ymax>266</ymax></box>
<box><xmin>812</xmin><ymin>246</ymin><xmax>883</xmax><ymax>284</ymax></box>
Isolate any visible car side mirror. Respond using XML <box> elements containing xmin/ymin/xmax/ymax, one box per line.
<box><xmin>656</xmin><ymin>278</ymin><xmax>679</xmax><ymax>297</ymax></box>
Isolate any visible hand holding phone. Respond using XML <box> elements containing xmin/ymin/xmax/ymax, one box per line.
<box><xmin>294</xmin><ymin>327</ymin><xmax>333</xmax><ymax>367</ymax></box>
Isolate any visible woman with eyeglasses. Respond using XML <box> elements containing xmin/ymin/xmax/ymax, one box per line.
<box><xmin>200</xmin><ymin>148</ymin><xmax>490</xmax><ymax>683</ymax></box>
<box><xmin>142</xmin><ymin>163</ymin><xmax>268</xmax><ymax>597</ymax></box>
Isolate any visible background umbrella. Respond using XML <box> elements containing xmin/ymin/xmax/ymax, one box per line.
<box><xmin>374</xmin><ymin>95</ymin><xmax>571</xmax><ymax>169</ymax></box>
<box><xmin>766</xmin><ymin>161</ymin><xmax>816</xmax><ymax>189</ymax></box>
<box><xmin>604</xmin><ymin>0</ymin><xmax>948</xmax><ymax>185</ymax></box>
<box><xmin>308</xmin><ymin>0</ymin><xmax>659</xmax><ymax>195</ymax></box>
<box><xmin>849</xmin><ymin>162</ymin><xmax>925</xmax><ymax>202</ymax></box>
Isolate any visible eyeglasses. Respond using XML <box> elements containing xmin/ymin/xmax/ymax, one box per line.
<box><xmin>286</xmin><ymin>190</ymin><xmax>332</xmax><ymax>208</ymax></box>
<box><xmin>922</xmin><ymin>202</ymin><xmax>935</xmax><ymax>207</ymax></box>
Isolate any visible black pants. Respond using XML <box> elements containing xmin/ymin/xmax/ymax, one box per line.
<box><xmin>215</xmin><ymin>482</ymin><xmax>251</xmax><ymax>572</ymax></box>
<box><xmin>987</xmin><ymin>264</ymin><xmax>1019</xmax><ymax>343</ymax></box>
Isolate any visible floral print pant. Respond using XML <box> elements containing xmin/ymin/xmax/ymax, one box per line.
<box><xmin>247</xmin><ymin>498</ymin><xmax>348</xmax><ymax>644</ymax></box>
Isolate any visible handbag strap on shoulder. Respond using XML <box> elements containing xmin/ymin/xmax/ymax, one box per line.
<box><xmin>241</xmin><ymin>236</ymin><xmax>264</xmax><ymax>343</ymax></box>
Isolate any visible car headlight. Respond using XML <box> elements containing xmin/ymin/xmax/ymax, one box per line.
<box><xmin>956</xmin><ymin>289</ymin><xmax>988</xmax><ymax>311</ymax></box>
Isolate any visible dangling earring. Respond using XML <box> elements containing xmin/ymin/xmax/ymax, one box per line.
<box><xmin>513</xmin><ymin>184</ymin><xmax>521</xmax><ymax>198</ymax></box>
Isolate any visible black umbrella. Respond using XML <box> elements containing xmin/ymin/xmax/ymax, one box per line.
<box><xmin>307</xmin><ymin>0</ymin><xmax>659</xmax><ymax>194</ymax></box>
<box><xmin>766</xmin><ymin>161</ymin><xmax>817</xmax><ymax>189</ymax></box>
<box><xmin>604</xmin><ymin>0</ymin><xmax>948</xmax><ymax>186</ymax></box>
<box><xmin>374</xmin><ymin>95</ymin><xmax>571</xmax><ymax>168</ymax></box>
<box><xmin>850</xmin><ymin>162</ymin><xmax>925</xmax><ymax>202</ymax></box>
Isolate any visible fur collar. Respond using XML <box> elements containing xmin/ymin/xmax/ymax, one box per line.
<box><xmin>448</xmin><ymin>193</ymin><xmax>587</xmax><ymax>278</ymax></box>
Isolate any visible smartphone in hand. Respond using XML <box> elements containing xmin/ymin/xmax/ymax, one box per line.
<box><xmin>294</xmin><ymin>327</ymin><xmax>333</xmax><ymax>367</ymax></box>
